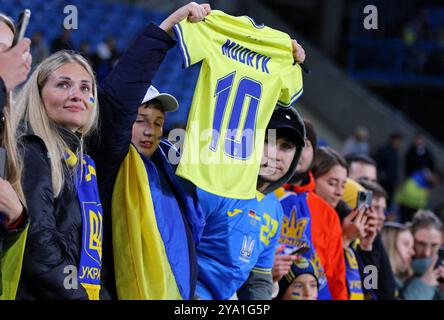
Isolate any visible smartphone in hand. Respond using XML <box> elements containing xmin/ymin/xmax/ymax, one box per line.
<box><xmin>283</xmin><ymin>244</ymin><xmax>310</xmax><ymax>256</ymax></box>
<box><xmin>12</xmin><ymin>9</ymin><xmax>31</xmax><ymax>47</ymax></box>
<box><xmin>436</xmin><ymin>248</ymin><xmax>444</xmax><ymax>268</ymax></box>
<box><xmin>356</xmin><ymin>190</ymin><xmax>373</xmax><ymax>210</ymax></box>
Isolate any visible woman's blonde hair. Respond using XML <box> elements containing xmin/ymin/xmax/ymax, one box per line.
<box><xmin>381</xmin><ymin>223</ymin><xmax>413</xmax><ymax>281</ymax></box>
<box><xmin>0</xmin><ymin>12</ymin><xmax>25</xmax><ymax>205</ymax></box>
<box><xmin>14</xmin><ymin>50</ymin><xmax>99</xmax><ymax>197</ymax></box>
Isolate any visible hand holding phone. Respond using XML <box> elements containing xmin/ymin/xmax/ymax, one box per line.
<box><xmin>12</xmin><ymin>9</ymin><xmax>31</xmax><ymax>47</ymax></box>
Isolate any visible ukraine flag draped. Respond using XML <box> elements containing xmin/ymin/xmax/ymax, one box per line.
<box><xmin>112</xmin><ymin>145</ymin><xmax>182</xmax><ymax>300</ymax></box>
<box><xmin>0</xmin><ymin>226</ymin><xmax>28</xmax><ymax>300</ymax></box>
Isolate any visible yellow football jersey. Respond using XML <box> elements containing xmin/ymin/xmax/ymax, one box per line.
<box><xmin>173</xmin><ymin>10</ymin><xmax>303</xmax><ymax>199</ymax></box>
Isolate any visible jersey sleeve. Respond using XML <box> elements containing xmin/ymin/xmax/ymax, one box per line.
<box><xmin>173</xmin><ymin>18</ymin><xmax>212</xmax><ymax>68</ymax></box>
<box><xmin>277</xmin><ymin>59</ymin><xmax>304</xmax><ymax>108</ymax></box>
<box><xmin>196</xmin><ymin>187</ymin><xmax>221</xmax><ymax>221</ymax></box>
<box><xmin>253</xmin><ymin>202</ymin><xmax>283</xmax><ymax>273</ymax></box>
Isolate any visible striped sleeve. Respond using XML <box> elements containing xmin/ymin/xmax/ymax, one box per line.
<box><xmin>277</xmin><ymin>59</ymin><xmax>304</xmax><ymax>108</ymax></box>
<box><xmin>173</xmin><ymin>17</ymin><xmax>212</xmax><ymax>68</ymax></box>
<box><xmin>252</xmin><ymin>266</ymin><xmax>272</xmax><ymax>275</ymax></box>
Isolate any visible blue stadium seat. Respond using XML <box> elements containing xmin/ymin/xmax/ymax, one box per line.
<box><xmin>426</xmin><ymin>8</ymin><xmax>444</xmax><ymax>28</ymax></box>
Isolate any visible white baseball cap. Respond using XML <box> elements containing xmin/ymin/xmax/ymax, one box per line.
<box><xmin>141</xmin><ymin>85</ymin><xmax>179</xmax><ymax>112</ymax></box>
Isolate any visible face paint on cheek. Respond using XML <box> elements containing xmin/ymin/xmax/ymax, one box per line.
<box><xmin>89</xmin><ymin>96</ymin><xmax>96</xmax><ymax>108</ymax></box>
<box><xmin>290</xmin><ymin>292</ymin><xmax>302</xmax><ymax>300</ymax></box>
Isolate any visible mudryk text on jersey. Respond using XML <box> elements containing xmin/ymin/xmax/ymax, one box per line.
<box><xmin>221</xmin><ymin>39</ymin><xmax>271</xmax><ymax>74</ymax></box>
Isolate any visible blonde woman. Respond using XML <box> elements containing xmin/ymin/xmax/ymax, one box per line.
<box><xmin>14</xmin><ymin>51</ymin><xmax>106</xmax><ymax>300</ymax></box>
<box><xmin>0</xmin><ymin>12</ymin><xmax>31</xmax><ymax>297</ymax></box>
<box><xmin>381</xmin><ymin>222</ymin><xmax>415</xmax><ymax>298</ymax></box>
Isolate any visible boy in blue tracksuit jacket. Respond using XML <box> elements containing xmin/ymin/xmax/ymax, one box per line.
<box><xmin>89</xmin><ymin>3</ymin><xmax>209</xmax><ymax>299</ymax></box>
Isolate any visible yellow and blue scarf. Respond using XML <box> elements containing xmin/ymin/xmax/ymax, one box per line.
<box><xmin>344</xmin><ymin>246</ymin><xmax>365</xmax><ymax>300</ymax></box>
<box><xmin>345</xmin><ymin>242</ymin><xmax>377</xmax><ymax>300</ymax></box>
<box><xmin>65</xmin><ymin>149</ymin><xmax>103</xmax><ymax>300</ymax></box>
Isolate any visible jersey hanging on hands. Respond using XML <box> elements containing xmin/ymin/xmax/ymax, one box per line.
<box><xmin>173</xmin><ymin>10</ymin><xmax>303</xmax><ymax>199</ymax></box>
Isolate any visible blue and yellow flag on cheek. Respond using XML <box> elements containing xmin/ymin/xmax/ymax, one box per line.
<box><xmin>65</xmin><ymin>149</ymin><xmax>103</xmax><ymax>300</ymax></box>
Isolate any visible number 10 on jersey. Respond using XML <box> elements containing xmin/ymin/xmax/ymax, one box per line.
<box><xmin>210</xmin><ymin>71</ymin><xmax>262</xmax><ymax>160</ymax></box>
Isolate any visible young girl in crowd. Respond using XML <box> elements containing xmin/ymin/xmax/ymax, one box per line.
<box><xmin>380</xmin><ymin>221</ymin><xmax>415</xmax><ymax>298</ymax></box>
<box><xmin>312</xmin><ymin>147</ymin><xmax>378</xmax><ymax>299</ymax></box>
<box><xmin>277</xmin><ymin>256</ymin><xmax>319</xmax><ymax>300</ymax></box>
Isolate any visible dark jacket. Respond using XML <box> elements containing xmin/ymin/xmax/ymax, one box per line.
<box><xmin>375</xmin><ymin>144</ymin><xmax>400</xmax><ymax>197</ymax></box>
<box><xmin>357</xmin><ymin>235</ymin><xmax>396</xmax><ymax>300</ymax></box>
<box><xmin>16</xmin><ymin>132</ymin><xmax>109</xmax><ymax>300</ymax></box>
<box><xmin>405</xmin><ymin>145</ymin><xmax>435</xmax><ymax>177</ymax></box>
<box><xmin>89</xmin><ymin>23</ymin><xmax>201</xmax><ymax>299</ymax></box>
<box><xmin>336</xmin><ymin>201</ymin><xmax>395</xmax><ymax>299</ymax></box>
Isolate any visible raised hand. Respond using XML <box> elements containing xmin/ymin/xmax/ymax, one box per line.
<box><xmin>342</xmin><ymin>205</ymin><xmax>368</xmax><ymax>248</ymax></box>
<box><xmin>0</xmin><ymin>38</ymin><xmax>32</xmax><ymax>92</ymax></box>
<box><xmin>159</xmin><ymin>2</ymin><xmax>211</xmax><ymax>35</ymax></box>
<box><xmin>291</xmin><ymin>39</ymin><xmax>305</xmax><ymax>64</ymax></box>
<box><xmin>0</xmin><ymin>178</ymin><xmax>23</xmax><ymax>227</ymax></box>
<box><xmin>420</xmin><ymin>254</ymin><xmax>440</xmax><ymax>287</ymax></box>
<box><xmin>359</xmin><ymin>208</ymin><xmax>378</xmax><ymax>251</ymax></box>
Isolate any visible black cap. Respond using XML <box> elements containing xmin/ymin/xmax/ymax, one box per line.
<box><xmin>267</xmin><ymin>107</ymin><xmax>305</xmax><ymax>147</ymax></box>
